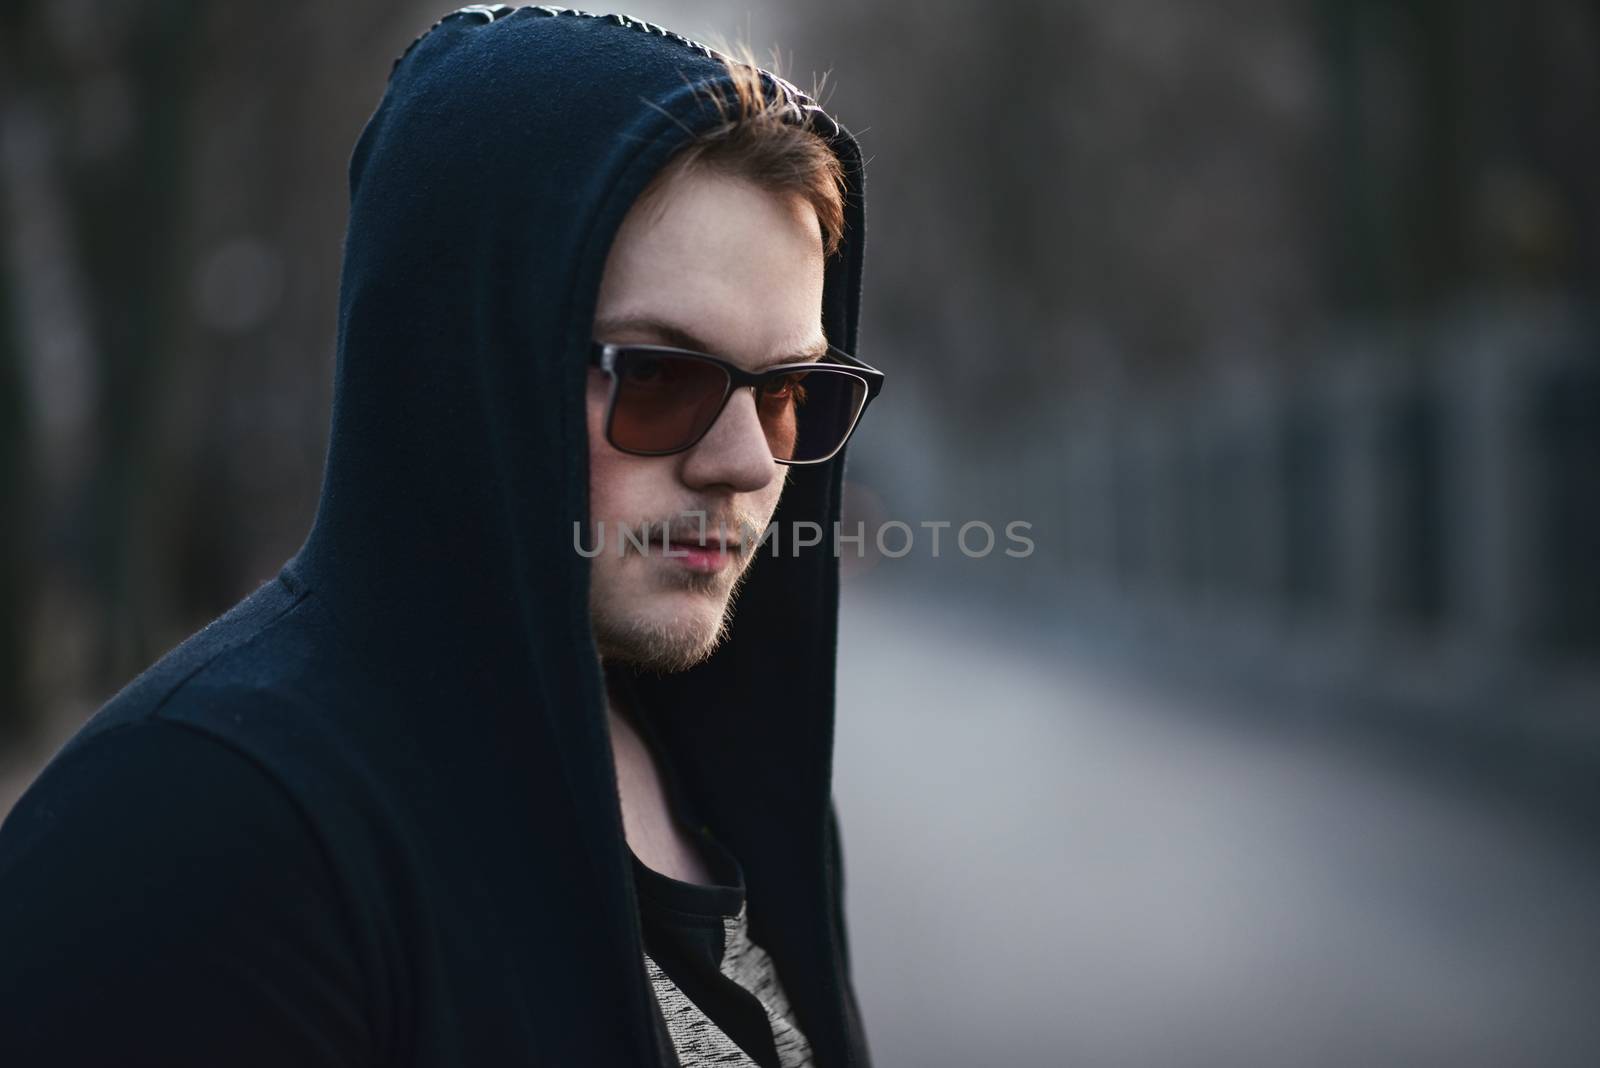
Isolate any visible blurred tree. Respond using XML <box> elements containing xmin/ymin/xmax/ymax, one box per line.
<box><xmin>0</xmin><ymin>1</ymin><xmax>426</xmax><ymax>734</ymax></box>
<box><xmin>0</xmin><ymin>232</ymin><xmax>27</xmax><ymax>741</ymax></box>
<box><xmin>1</xmin><ymin>0</ymin><xmax>202</xmax><ymax>698</ymax></box>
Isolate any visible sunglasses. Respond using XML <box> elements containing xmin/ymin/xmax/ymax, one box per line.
<box><xmin>589</xmin><ymin>341</ymin><xmax>884</xmax><ymax>465</ymax></box>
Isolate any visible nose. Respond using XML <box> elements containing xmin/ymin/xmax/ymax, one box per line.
<box><xmin>678</xmin><ymin>387</ymin><xmax>779</xmax><ymax>494</ymax></box>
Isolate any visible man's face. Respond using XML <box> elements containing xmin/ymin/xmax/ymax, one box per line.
<box><xmin>587</xmin><ymin>166</ymin><xmax>826</xmax><ymax>672</ymax></box>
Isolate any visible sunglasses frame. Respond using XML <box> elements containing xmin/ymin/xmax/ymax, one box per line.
<box><xmin>589</xmin><ymin>340</ymin><xmax>885</xmax><ymax>465</ymax></box>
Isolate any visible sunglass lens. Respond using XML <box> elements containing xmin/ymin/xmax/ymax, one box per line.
<box><xmin>608</xmin><ymin>353</ymin><xmax>730</xmax><ymax>453</ymax></box>
<box><xmin>755</xmin><ymin>368</ymin><xmax>868</xmax><ymax>463</ymax></box>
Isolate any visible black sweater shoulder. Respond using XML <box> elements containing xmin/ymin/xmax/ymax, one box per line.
<box><xmin>0</xmin><ymin>717</ymin><xmax>372</xmax><ymax>1068</ymax></box>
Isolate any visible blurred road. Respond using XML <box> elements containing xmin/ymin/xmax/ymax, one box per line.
<box><xmin>832</xmin><ymin>585</ymin><xmax>1600</xmax><ymax>1068</ymax></box>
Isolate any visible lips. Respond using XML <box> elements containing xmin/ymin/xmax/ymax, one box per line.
<box><xmin>661</xmin><ymin>520</ymin><xmax>746</xmax><ymax>555</ymax></box>
<box><xmin>663</xmin><ymin>536</ymin><xmax>737</xmax><ymax>554</ymax></box>
<box><xmin>661</xmin><ymin>539</ymin><xmax>736</xmax><ymax>573</ymax></box>
<box><xmin>613</xmin><ymin>517</ymin><xmax>751</xmax><ymax>566</ymax></box>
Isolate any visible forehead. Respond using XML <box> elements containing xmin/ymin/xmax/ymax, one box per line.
<box><xmin>593</xmin><ymin>167</ymin><xmax>826</xmax><ymax>371</ymax></box>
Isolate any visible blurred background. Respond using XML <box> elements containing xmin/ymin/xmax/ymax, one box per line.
<box><xmin>2</xmin><ymin>1</ymin><xmax>1597</xmax><ymax>1065</ymax></box>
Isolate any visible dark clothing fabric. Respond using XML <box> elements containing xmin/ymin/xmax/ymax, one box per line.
<box><xmin>633</xmin><ymin>828</ymin><xmax>814</xmax><ymax>1068</ymax></box>
<box><xmin>622</xmin><ymin>688</ymin><xmax>814</xmax><ymax>1068</ymax></box>
<box><xmin>0</xmin><ymin>7</ymin><xmax>870</xmax><ymax>1068</ymax></box>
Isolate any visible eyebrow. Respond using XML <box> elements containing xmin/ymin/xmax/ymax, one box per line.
<box><xmin>593</xmin><ymin>315</ymin><xmax>828</xmax><ymax>369</ymax></box>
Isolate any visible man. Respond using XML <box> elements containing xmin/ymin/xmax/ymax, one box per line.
<box><xmin>0</xmin><ymin>7</ymin><xmax>880</xmax><ymax>1067</ymax></box>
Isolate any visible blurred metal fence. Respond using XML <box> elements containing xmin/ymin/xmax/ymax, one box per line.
<box><xmin>1054</xmin><ymin>296</ymin><xmax>1598</xmax><ymax>746</ymax></box>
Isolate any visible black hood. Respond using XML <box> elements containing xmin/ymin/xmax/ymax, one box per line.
<box><xmin>285</xmin><ymin>5</ymin><xmax>870</xmax><ymax>1065</ymax></box>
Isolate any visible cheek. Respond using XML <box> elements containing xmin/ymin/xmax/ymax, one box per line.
<box><xmin>587</xmin><ymin>383</ymin><xmax>621</xmax><ymax>520</ymax></box>
<box><xmin>587</xmin><ymin>379</ymin><xmax>666</xmax><ymax>523</ymax></box>
<box><xmin>751</xmin><ymin>468</ymin><xmax>789</xmax><ymax>526</ymax></box>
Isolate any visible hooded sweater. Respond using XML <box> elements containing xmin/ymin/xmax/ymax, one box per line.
<box><xmin>0</xmin><ymin>7</ymin><xmax>872</xmax><ymax>1066</ymax></box>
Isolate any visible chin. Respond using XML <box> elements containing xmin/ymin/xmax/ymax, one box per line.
<box><xmin>589</xmin><ymin>548</ymin><xmax>758</xmax><ymax>672</ymax></box>
<box><xmin>591</xmin><ymin>591</ymin><xmax>734</xmax><ymax>674</ymax></box>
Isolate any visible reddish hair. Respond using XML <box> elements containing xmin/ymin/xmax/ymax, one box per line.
<box><xmin>638</xmin><ymin>45</ymin><xmax>848</xmax><ymax>258</ymax></box>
